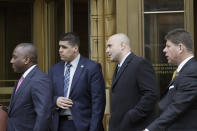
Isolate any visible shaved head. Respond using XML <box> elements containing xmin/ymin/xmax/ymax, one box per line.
<box><xmin>109</xmin><ymin>33</ymin><xmax>131</xmax><ymax>48</ymax></box>
<box><xmin>106</xmin><ymin>33</ymin><xmax>131</xmax><ymax>63</ymax></box>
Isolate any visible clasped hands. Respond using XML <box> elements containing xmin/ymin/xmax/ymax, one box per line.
<box><xmin>56</xmin><ymin>96</ymin><xmax>73</xmax><ymax>109</ymax></box>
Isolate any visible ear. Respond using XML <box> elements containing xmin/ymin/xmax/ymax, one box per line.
<box><xmin>24</xmin><ymin>57</ymin><xmax>31</xmax><ymax>65</ymax></box>
<box><xmin>178</xmin><ymin>43</ymin><xmax>185</xmax><ymax>53</ymax></box>
<box><xmin>120</xmin><ymin>42</ymin><xmax>124</xmax><ymax>49</ymax></box>
<box><xmin>73</xmin><ymin>45</ymin><xmax>79</xmax><ymax>53</ymax></box>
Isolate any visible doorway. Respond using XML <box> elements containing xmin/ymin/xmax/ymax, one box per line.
<box><xmin>72</xmin><ymin>0</ymin><xmax>89</xmax><ymax>58</ymax></box>
<box><xmin>0</xmin><ymin>2</ymin><xmax>33</xmax><ymax>80</ymax></box>
<box><xmin>51</xmin><ymin>0</ymin><xmax>89</xmax><ymax>63</ymax></box>
<box><xmin>0</xmin><ymin>1</ymin><xmax>33</xmax><ymax>106</ymax></box>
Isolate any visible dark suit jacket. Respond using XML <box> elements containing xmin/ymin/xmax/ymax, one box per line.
<box><xmin>109</xmin><ymin>53</ymin><xmax>158</xmax><ymax>131</ymax></box>
<box><xmin>147</xmin><ymin>58</ymin><xmax>197</xmax><ymax>131</ymax></box>
<box><xmin>7</xmin><ymin>66</ymin><xmax>53</xmax><ymax>131</ymax></box>
<box><xmin>48</xmin><ymin>56</ymin><xmax>106</xmax><ymax>131</ymax></box>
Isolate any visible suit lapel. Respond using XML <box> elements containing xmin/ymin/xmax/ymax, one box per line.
<box><xmin>59</xmin><ymin>62</ymin><xmax>65</xmax><ymax>96</ymax></box>
<box><xmin>8</xmin><ymin>83</ymin><xmax>17</xmax><ymax>114</ymax></box>
<box><xmin>14</xmin><ymin>75</ymin><xmax>30</xmax><ymax>97</ymax></box>
<box><xmin>160</xmin><ymin>78</ymin><xmax>176</xmax><ymax>99</ymax></box>
<box><xmin>9</xmin><ymin>66</ymin><xmax>38</xmax><ymax>113</ymax></box>
<box><xmin>179</xmin><ymin>57</ymin><xmax>195</xmax><ymax>73</ymax></box>
<box><xmin>112</xmin><ymin>53</ymin><xmax>135</xmax><ymax>89</ymax></box>
<box><xmin>112</xmin><ymin>66</ymin><xmax>118</xmax><ymax>84</ymax></box>
<box><xmin>160</xmin><ymin>58</ymin><xmax>195</xmax><ymax>99</ymax></box>
<box><xmin>70</xmin><ymin>56</ymin><xmax>85</xmax><ymax>96</ymax></box>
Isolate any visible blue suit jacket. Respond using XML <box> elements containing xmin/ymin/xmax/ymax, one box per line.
<box><xmin>7</xmin><ymin>66</ymin><xmax>53</xmax><ymax>131</ymax></box>
<box><xmin>49</xmin><ymin>56</ymin><xmax>106</xmax><ymax>131</ymax></box>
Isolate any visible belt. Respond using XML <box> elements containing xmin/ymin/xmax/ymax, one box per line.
<box><xmin>60</xmin><ymin>115</ymin><xmax>73</xmax><ymax>120</ymax></box>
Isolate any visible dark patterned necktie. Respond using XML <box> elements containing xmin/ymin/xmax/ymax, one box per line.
<box><xmin>114</xmin><ymin>65</ymin><xmax>120</xmax><ymax>78</ymax></box>
<box><xmin>64</xmin><ymin>63</ymin><xmax>72</xmax><ymax>97</ymax></box>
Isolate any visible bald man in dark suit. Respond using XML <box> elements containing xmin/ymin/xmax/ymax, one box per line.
<box><xmin>106</xmin><ymin>33</ymin><xmax>158</xmax><ymax>131</ymax></box>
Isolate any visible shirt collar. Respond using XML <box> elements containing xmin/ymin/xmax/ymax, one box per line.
<box><xmin>65</xmin><ymin>54</ymin><xmax>80</xmax><ymax>68</ymax></box>
<box><xmin>22</xmin><ymin>64</ymin><xmax>37</xmax><ymax>78</ymax></box>
<box><xmin>118</xmin><ymin>52</ymin><xmax>131</xmax><ymax>68</ymax></box>
<box><xmin>177</xmin><ymin>56</ymin><xmax>194</xmax><ymax>72</ymax></box>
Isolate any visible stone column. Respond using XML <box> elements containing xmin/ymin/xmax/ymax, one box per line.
<box><xmin>90</xmin><ymin>0</ymin><xmax>116</xmax><ymax>130</ymax></box>
<box><xmin>33</xmin><ymin>0</ymin><xmax>48</xmax><ymax>72</ymax></box>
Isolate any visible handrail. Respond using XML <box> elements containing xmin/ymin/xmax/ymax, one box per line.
<box><xmin>144</xmin><ymin>10</ymin><xmax>184</xmax><ymax>14</ymax></box>
<box><xmin>0</xmin><ymin>80</ymin><xmax>17</xmax><ymax>82</ymax></box>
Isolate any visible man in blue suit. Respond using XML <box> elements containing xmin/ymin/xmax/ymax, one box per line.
<box><xmin>49</xmin><ymin>32</ymin><xmax>106</xmax><ymax>131</ymax></box>
<box><xmin>7</xmin><ymin>43</ymin><xmax>53</xmax><ymax>131</ymax></box>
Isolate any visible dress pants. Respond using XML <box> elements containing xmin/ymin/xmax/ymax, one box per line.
<box><xmin>59</xmin><ymin>116</ymin><xmax>77</xmax><ymax>131</ymax></box>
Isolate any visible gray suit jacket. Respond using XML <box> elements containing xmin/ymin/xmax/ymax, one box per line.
<box><xmin>7</xmin><ymin>66</ymin><xmax>53</xmax><ymax>131</ymax></box>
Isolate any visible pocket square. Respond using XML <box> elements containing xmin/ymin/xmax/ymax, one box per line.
<box><xmin>169</xmin><ymin>85</ymin><xmax>175</xmax><ymax>90</ymax></box>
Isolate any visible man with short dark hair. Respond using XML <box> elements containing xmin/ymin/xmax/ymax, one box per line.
<box><xmin>7</xmin><ymin>43</ymin><xmax>53</xmax><ymax>131</ymax></box>
<box><xmin>49</xmin><ymin>32</ymin><xmax>106</xmax><ymax>131</ymax></box>
<box><xmin>144</xmin><ymin>28</ymin><xmax>197</xmax><ymax>131</ymax></box>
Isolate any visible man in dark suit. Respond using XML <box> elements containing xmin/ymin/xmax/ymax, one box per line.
<box><xmin>49</xmin><ymin>32</ymin><xmax>106</xmax><ymax>131</ymax></box>
<box><xmin>106</xmin><ymin>33</ymin><xmax>158</xmax><ymax>131</ymax></box>
<box><xmin>7</xmin><ymin>43</ymin><xmax>53</xmax><ymax>131</ymax></box>
<box><xmin>144</xmin><ymin>28</ymin><xmax>197</xmax><ymax>131</ymax></box>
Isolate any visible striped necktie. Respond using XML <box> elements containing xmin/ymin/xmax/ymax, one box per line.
<box><xmin>64</xmin><ymin>63</ymin><xmax>72</xmax><ymax>97</ymax></box>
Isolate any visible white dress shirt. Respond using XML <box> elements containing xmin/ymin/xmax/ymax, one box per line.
<box><xmin>64</xmin><ymin>54</ymin><xmax>80</xmax><ymax>97</ymax></box>
<box><xmin>23</xmin><ymin>65</ymin><xmax>37</xmax><ymax>78</ymax></box>
<box><xmin>177</xmin><ymin>56</ymin><xmax>194</xmax><ymax>72</ymax></box>
<box><xmin>118</xmin><ymin>52</ymin><xmax>131</xmax><ymax>68</ymax></box>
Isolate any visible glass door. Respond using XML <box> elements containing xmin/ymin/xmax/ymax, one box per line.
<box><xmin>143</xmin><ymin>0</ymin><xmax>184</xmax><ymax>95</ymax></box>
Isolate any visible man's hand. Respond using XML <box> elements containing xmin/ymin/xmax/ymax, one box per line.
<box><xmin>56</xmin><ymin>97</ymin><xmax>73</xmax><ymax>109</ymax></box>
<box><xmin>142</xmin><ymin>129</ymin><xmax>149</xmax><ymax>131</ymax></box>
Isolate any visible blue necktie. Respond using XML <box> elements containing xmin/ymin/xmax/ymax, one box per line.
<box><xmin>64</xmin><ymin>63</ymin><xmax>72</xmax><ymax>97</ymax></box>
